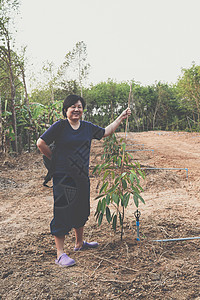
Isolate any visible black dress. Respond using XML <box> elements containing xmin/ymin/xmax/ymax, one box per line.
<box><xmin>40</xmin><ymin>119</ymin><xmax>105</xmax><ymax>236</ymax></box>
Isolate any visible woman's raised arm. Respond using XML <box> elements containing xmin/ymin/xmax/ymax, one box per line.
<box><xmin>103</xmin><ymin>108</ymin><xmax>131</xmax><ymax>137</ymax></box>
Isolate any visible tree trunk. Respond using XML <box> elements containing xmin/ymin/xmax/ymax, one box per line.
<box><xmin>21</xmin><ymin>68</ymin><xmax>30</xmax><ymax>108</ymax></box>
<box><xmin>10</xmin><ymin>80</ymin><xmax>18</xmax><ymax>153</ymax></box>
<box><xmin>21</xmin><ymin>66</ymin><xmax>40</xmax><ymax>149</ymax></box>
<box><xmin>0</xmin><ymin>94</ymin><xmax>2</xmax><ymax>152</ymax></box>
<box><xmin>7</xmin><ymin>36</ymin><xmax>18</xmax><ymax>153</ymax></box>
<box><xmin>27</xmin><ymin>131</ymin><xmax>31</xmax><ymax>153</ymax></box>
<box><xmin>110</xmin><ymin>100</ymin><xmax>114</xmax><ymax>122</ymax></box>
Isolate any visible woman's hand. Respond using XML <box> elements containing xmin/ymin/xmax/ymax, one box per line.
<box><xmin>104</xmin><ymin>107</ymin><xmax>131</xmax><ymax>137</ymax></box>
<box><xmin>120</xmin><ymin>108</ymin><xmax>131</xmax><ymax>120</ymax></box>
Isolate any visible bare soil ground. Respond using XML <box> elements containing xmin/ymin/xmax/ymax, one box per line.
<box><xmin>0</xmin><ymin>131</ymin><xmax>200</xmax><ymax>300</ymax></box>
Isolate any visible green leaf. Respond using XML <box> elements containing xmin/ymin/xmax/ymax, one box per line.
<box><xmin>105</xmin><ymin>194</ymin><xmax>110</xmax><ymax>205</ymax></box>
<box><xmin>137</xmin><ymin>183</ymin><xmax>144</xmax><ymax>192</ymax></box>
<box><xmin>101</xmin><ymin>198</ymin><xmax>106</xmax><ymax>214</ymax></box>
<box><xmin>113</xmin><ymin>155</ymin><xmax>117</xmax><ymax>163</ymax></box>
<box><xmin>131</xmin><ymin>171</ymin><xmax>139</xmax><ymax>184</ymax></box>
<box><xmin>95</xmin><ymin>193</ymin><xmax>106</xmax><ymax>200</ymax></box>
<box><xmin>100</xmin><ymin>181</ymin><xmax>108</xmax><ymax>194</ymax></box>
<box><xmin>127</xmin><ymin>152</ymin><xmax>134</xmax><ymax>159</ymax></box>
<box><xmin>129</xmin><ymin>173</ymin><xmax>134</xmax><ymax>184</ymax></box>
<box><xmin>112</xmin><ymin>214</ymin><xmax>117</xmax><ymax>231</ymax></box>
<box><xmin>131</xmin><ymin>185</ymin><xmax>140</xmax><ymax>194</ymax></box>
<box><xmin>121</xmin><ymin>142</ymin><xmax>126</xmax><ymax>151</ymax></box>
<box><xmin>107</xmin><ymin>182</ymin><xmax>119</xmax><ymax>194</ymax></box>
<box><xmin>122</xmin><ymin>178</ymin><xmax>127</xmax><ymax>189</ymax></box>
<box><xmin>111</xmin><ymin>171</ymin><xmax>115</xmax><ymax>179</ymax></box>
<box><xmin>138</xmin><ymin>193</ymin><xmax>145</xmax><ymax>204</ymax></box>
<box><xmin>115</xmin><ymin>172</ymin><xmax>127</xmax><ymax>184</ymax></box>
<box><xmin>117</xmin><ymin>157</ymin><xmax>121</xmax><ymax>167</ymax></box>
<box><xmin>97</xmin><ymin>200</ymin><xmax>102</xmax><ymax>213</ymax></box>
<box><xmin>112</xmin><ymin>193</ymin><xmax>120</xmax><ymax>205</ymax></box>
<box><xmin>95</xmin><ymin>211</ymin><xmax>99</xmax><ymax>221</ymax></box>
<box><xmin>98</xmin><ymin>212</ymin><xmax>103</xmax><ymax>226</ymax></box>
<box><xmin>133</xmin><ymin>194</ymin><xmax>139</xmax><ymax>208</ymax></box>
<box><xmin>121</xmin><ymin>172</ymin><xmax>127</xmax><ymax>178</ymax></box>
<box><xmin>106</xmin><ymin>206</ymin><xmax>112</xmax><ymax>223</ymax></box>
<box><xmin>103</xmin><ymin>170</ymin><xmax>110</xmax><ymax>181</ymax></box>
<box><xmin>124</xmin><ymin>193</ymin><xmax>130</xmax><ymax>208</ymax></box>
<box><xmin>114</xmin><ymin>176</ymin><xmax>120</xmax><ymax>184</ymax></box>
<box><xmin>98</xmin><ymin>162</ymin><xmax>108</xmax><ymax>174</ymax></box>
<box><xmin>138</xmin><ymin>169</ymin><xmax>146</xmax><ymax>179</ymax></box>
<box><xmin>92</xmin><ymin>165</ymin><xmax>99</xmax><ymax>174</ymax></box>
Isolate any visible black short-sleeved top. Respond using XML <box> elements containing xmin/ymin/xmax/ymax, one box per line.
<box><xmin>40</xmin><ymin>119</ymin><xmax>105</xmax><ymax>176</ymax></box>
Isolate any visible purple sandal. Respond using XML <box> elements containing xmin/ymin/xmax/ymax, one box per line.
<box><xmin>74</xmin><ymin>241</ymin><xmax>99</xmax><ymax>251</ymax></box>
<box><xmin>55</xmin><ymin>253</ymin><xmax>75</xmax><ymax>267</ymax></box>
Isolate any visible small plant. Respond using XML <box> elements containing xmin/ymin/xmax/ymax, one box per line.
<box><xmin>93</xmin><ymin>134</ymin><xmax>145</xmax><ymax>240</ymax></box>
<box><xmin>101</xmin><ymin>133</ymin><xmax>120</xmax><ymax>163</ymax></box>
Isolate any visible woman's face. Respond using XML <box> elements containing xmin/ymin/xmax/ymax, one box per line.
<box><xmin>66</xmin><ymin>100</ymin><xmax>83</xmax><ymax>121</ymax></box>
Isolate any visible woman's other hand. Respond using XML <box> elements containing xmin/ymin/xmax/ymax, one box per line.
<box><xmin>37</xmin><ymin>138</ymin><xmax>52</xmax><ymax>160</ymax></box>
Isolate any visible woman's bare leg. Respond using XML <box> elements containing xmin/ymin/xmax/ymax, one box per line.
<box><xmin>74</xmin><ymin>226</ymin><xmax>84</xmax><ymax>248</ymax></box>
<box><xmin>54</xmin><ymin>235</ymin><xmax>65</xmax><ymax>258</ymax></box>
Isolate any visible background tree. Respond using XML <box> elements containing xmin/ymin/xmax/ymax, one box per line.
<box><xmin>85</xmin><ymin>80</ymin><xmax>131</xmax><ymax>127</ymax></box>
<box><xmin>41</xmin><ymin>61</ymin><xmax>59</xmax><ymax>123</ymax></box>
<box><xmin>0</xmin><ymin>0</ymin><xmax>20</xmax><ymax>153</ymax></box>
<box><xmin>177</xmin><ymin>63</ymin><xmax>200</xmax><ymax>129</ymax></box>
<box><xmin>58</xmin><ymin>41</ymin><xmax>90</xmax><ymax>97</ymax></box>
<box><xmin>0</xmin><ymin>92</ymin><xmax>2</xmax><ymax>151</ymax></box>
<box><xmin>131</xmin><ymin>82</ymin><xmax>181</xmax><ymax>131</ymax></box>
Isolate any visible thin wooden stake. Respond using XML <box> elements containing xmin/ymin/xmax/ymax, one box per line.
<box><xmin>121</xmin><ymin>84</ymin><xmax>132</xmax><ymax>168</ymax></box>
<box><xmin>120</xmin><ymin>84</ymin><xmax>132</xmax><ymax>240</ymax></box>
<box><xmin>125</xmin><ymin>84</ymin><xmax>132</xmax><ymax>140</ymax></box>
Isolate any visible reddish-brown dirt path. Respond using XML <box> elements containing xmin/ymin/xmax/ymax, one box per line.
<box><xmin>0</xmin><ymin>131</ymin><xmax>200</xmax><ymax>299</ymax></box>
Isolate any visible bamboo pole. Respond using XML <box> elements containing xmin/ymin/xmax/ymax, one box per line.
<box><xmin>120</xmin><ymin>84</ymin><xmax>132</xmax><ymax>240</ymax></box>
<box><xmin>125</xmin><ymin>84</ymin><xmax>132</xmax><ymax>139</ymax></box>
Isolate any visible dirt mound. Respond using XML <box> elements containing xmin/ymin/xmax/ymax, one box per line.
<box><xmin>143</xmin><ymin>170</ymin><xmax>183</xmax><ymax>192</ymax></box>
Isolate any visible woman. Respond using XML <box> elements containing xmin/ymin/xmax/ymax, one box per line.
<box><xmin>37</xmin><ymin>94</ymin><xmax>131</xmax><ymax>267</ymax></box>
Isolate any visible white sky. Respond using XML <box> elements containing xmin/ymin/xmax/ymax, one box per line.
<box><xmin>15</xmin><ymin>0</ymin><xmax>200</xmax><ymax>88</ymax></box>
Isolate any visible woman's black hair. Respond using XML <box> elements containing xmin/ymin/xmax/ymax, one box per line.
<box><xmin>62</xmin><ymin>94</ymin><xmax>86</xmax><ymax>118</ymax></box>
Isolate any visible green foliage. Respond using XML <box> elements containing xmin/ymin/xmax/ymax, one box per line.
<box><xmin>16</xmin><ymin>100</ymin><xmax>63</xmax><ymax>149</ymax></box>
<box><xmin>94</xmin><ymin>134</ymin><xmax>145</xmax><ymax>240</ymax></box>
<box><xmin>1</xmin><ymin>100</ymin><xmax>15</xmax><ymax>145</ymax></box>
<box><xmin>84</xmin><ymin>80</ymin><xmax>131</xmax><ymax>128</ymax></box>
<box><xmin>101</xmin><ymin>133</ymin><xmax>120</xmax><ymax>163</ymax></box>
<box><xmin>176</xmin><ymin>63</ymin><xmax>200</xmax><ymax>130</ymax></box>
<box><xmin>131</xmin><ymin>82</ymin><xmax>183</xmax><ymax>131</ymax></box>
